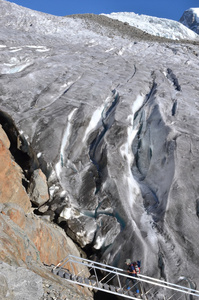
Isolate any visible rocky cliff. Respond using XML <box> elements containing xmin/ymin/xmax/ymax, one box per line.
<box><xmin>180</xmin><ymin>8</ymin><xmax>199</xmax><ymax>34</ymax></box>
<box><xmin>1</xmin><ymin>0</ymin><xmax>199</xmax><ymax>298</ymax></box>
<box><xmin>0</xmin><ymin>123</ymin><xmax>93</xmax><ymax>299</ymax></box>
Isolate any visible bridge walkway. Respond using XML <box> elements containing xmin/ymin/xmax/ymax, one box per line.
<box><xmin>52</xmin><ymin>255</ymin><xmax>199</xmax><ymax>300</ymax></box>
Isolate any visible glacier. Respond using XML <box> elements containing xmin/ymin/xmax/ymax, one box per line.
<box><xmin>102</xmin><ymin>11</ymin><xmax>199</xmax><ymax>40</ymax></box>
<box><xmin>1</xmin><ymin>0</ymin><xmax>199</xmax><ymax>297</ymax></box>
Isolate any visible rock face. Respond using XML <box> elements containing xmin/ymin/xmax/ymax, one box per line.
<box><xmin>0</xmin><ymin>203</ymin><xmax>92</xmax><ymax>299</ymax></box>
<box><xmin>0</xmin><ymin>262</ymin><xmax>44</xmax><ymax>300</ymax></box>
<box><xmin>1</xmin><ymin>0</ymin><xmax>199</xmax><ymax>296</ymax></box>
<box><xmin>0</xmin><ymin>126</ymin><xmax>91</xmax><ymax>298</ymax></box>
<box><xmin>0</xmin><ymin>260</ymin><xmax>93</xmax><ymax>300</ymax></box>
<box><xmin>0</xmin><ymin>202</ymin><xmax>89</xmax><ymax>270</ymax></box>
<box><xmin>0</xmin><ymin>127</ymin><xmax>31</xmax><ymax>213</ymax></box>
<box><xmin>0</xmin><ymin>124</ymin><xmax>10</xmax><ymax>148</ymax></box>
<box><xmin>180</xmin><ymin>8</ymin><xmax>199</xmax><ymax>34</ymax></box>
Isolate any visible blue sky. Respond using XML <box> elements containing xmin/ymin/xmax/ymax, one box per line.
<box><xmin>6</xmin><ymin>0</ymin><xmax>199</xmax><ymax>21</ymax></box>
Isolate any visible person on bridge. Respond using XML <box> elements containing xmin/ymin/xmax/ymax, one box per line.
<box><xmin>125</xmin><ymin>259</ymin><xmax>140</xmax><ymax>294</ymax></box>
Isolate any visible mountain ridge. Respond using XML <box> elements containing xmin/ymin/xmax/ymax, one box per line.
<box><xmin>1</xmin><ymin>0</ymin><xmax>199</xmax><ymax>46</ymax></box>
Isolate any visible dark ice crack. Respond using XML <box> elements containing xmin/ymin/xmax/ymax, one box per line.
<box><xmin>89</xmin><ymin>89</ymin><xmax>120</xmax><ymax>193</ymax></box>
<box><xmin>167</xmin><ymin>68</ymin><xmax>181</xmax><ymax>92</ymax></box>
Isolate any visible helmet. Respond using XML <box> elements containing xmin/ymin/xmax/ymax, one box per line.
<box><xmin>125</xmin><ymin>259</ymin><xmax>131</xmax><ymax>264</ymax></box>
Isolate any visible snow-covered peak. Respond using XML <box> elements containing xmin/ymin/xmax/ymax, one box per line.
<box><xmin>102</xmin><ymin>12</ymin><xmax>199</xmax><ymax>40</ymax></box>
<box><xmin>188</xmin><ymin>8</ymin><xmax>199</xmax><ymax>25</ymax></box>
<box><xmin>180</xmin><ymin>8</ymin><xmax>199</xmax><ymax>34</ymax></box>
<box><xmin>190</xmin><ymin>8</ymin><xmax>199</xmax><ymax>15</ymax></box>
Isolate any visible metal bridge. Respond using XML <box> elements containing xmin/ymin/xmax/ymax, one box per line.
<box><xmin>52</xmin><ymin>255</ymin><xmax>199</xmax><ymax>300</ymax></box>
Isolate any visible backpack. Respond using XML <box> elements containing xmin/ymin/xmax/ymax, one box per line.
<box><xmin>134</xmin><ymin>261</ymin><xmax>141</xmax><ymax>275</ymax></box>
<box><xmin>135</xmin><ymin>264</ymin><xmax>140</xmax><ymax>274</ymax></box>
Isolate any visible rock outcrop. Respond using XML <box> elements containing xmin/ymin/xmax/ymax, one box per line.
<box><xmin>0</xmin><ymin>126</ymin><xmax>31</xmax><ymax>213</ymax></box>
<box><xmin>28</xmin><ymin>168</ymin><xmax>49</xmax><ymax>207</ymax></box>
<box><xmin>180</xmin><ymin>8</ymin><xmax>199</xmax><ymax>34</ymax></box>
<box><xmin>0</xmin><ymin>262</ymin><xmax>44</xmax><ymax>300</ymax></box>
<box><xmin>0</xmin><ymin>203</ymin><xmax>87</xmax><ymax>268</ymax></box>
<box><xmin>0</xmin><ymin>123</ymin><xmax>92</xmax><ymax>299</ymax></box>
<box><xmin>0</xmin><ymin>260</ymin><xmax>93</xmax><ymax>300</ymax></box>
<box><xmin>0</xmin><ymin>203</ymin><xmax>92</xmax><ymax>299</ymax></box>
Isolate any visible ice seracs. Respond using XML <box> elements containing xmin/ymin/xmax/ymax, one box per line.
<box><xmin>102</xmin><ymin>12</ymin><xmax>199</xmax><ymax>40</ymax></box>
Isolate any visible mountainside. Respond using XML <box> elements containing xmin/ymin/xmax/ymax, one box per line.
<box><xmin>1</xmin><ymin>0</ymin><xmax>199</xmax><ymax>298</ymax></box>
<box><xmin>180</xmin><ymin>8</ymin><xmax>199</xmax><ymax>34</ymax></box>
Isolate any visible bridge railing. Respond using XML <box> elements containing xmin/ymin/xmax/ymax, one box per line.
<box><xmin>52</xmin><ymin>255</ymin><xmax>199</xmax><ymax>300</ymax></box>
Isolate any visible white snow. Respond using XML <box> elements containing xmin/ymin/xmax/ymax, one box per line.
<box><xmin>140</xmin><ymin>212</ymin><xmax>158</xmax><ymax>249</ymax></box>
<box><xmin>60</xmin><ymin>190</ymin><xmax>66</xmax><ymax>197</ymax></box>
<box><xmin>55</xmin><ymin>108</ymin><xmax>77</xmax><ymax>178</ymax></box>
<box><xmin>120</xmin><ymin>94</ymin><xmax>145</xmax><ymax>206</ymax></box>
<box><xmin>105</xmin><ymin>47</ymin><xmax>115</xmax><ymax>52</ymax></box>
<box><xmin>49</xmin><ymin>184</ymin><xmax>59</xmax><ymax>197</ymax></box>
<box><xmin>61</xmin><ymin>109</ymin><xmax>77</xmax><ymax>158</ymax></box>
<box><xmin>118</xmin><ymin>47</ymin><xmax>125</xmax><ymax>56</ymax></box>
<box><xmin>36</xmin><ymin>48</ymin><xmax>50</xmax><ymax>52</ymax></box>
<box><xmin>76</xmin><ymin>226</ymin><xmax>96</xmax><ymax>245</ymax></box>
<box><xmin>9</xmin><ymin>47</ymin><xmax>22</xmax><ymax>53</ymax></box>
<box><xmin>87</xmin><ymin>39</ymin><xmax>99</xmax><ymax>47</ymax></box>
<box><xmin>60</xmin><ymin>207</ymin><xmax>74</xmax><ymax>220</ymax></box>
<box><xmin>189</xmin><ymin>8</ymin><xmax>199</xmax><ymax>23</ymax></box>
<box><xmin>94</xmin><ymin>236</ymin><xmax>106</xmax><ymax>249</ymax></box>
<box><xmin>82</xmin><ymin>105</ymin><xmax>103</xmax><ymax>143</ymax></box>
<box><xmin>2</xmin><ymin>56</ymin><xmax>33</xmax><ymax>74</ymax></box>
<box><xmin>132</xmin><ymin>94</ymin><xmax>145</xmax><ymax>114</ymax></box>
<box><xmin>102</xmin><ymin>12</ymin><xmax>199</xmax><ymax>40</ymax></box>
<box><xmin>37</xmin><ymin>152</ymin><xmax>42</xmax><ymax>158</ymax></box>
<box><xmin>26</xmin><ymin>45</ymin><xmax>45</xmax><ymax>49</ymax></box>
<box><xmin>24</xmin><ymin>45</ymin><xmax>50</xmax><ymax>52</ymax></box>
<box><xmin>191</xmin><ymin>8</ymin><xmax>199</xmax><ymax>14</ymax></box>
<box><xmin>2</xmin><ymin>63</ymin><xmax>31</xmax><ymax>74</ymax></box>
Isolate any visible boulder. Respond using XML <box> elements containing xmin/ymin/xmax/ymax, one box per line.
<box><xmin>28</xmin><ymin>169</ymin><xmax>49</xmax><ymax>207</ymax></box>
<box><xmin>59</xmin><ymin>207</ymin><xmax>97</xmax><ymax>248</ymax></box>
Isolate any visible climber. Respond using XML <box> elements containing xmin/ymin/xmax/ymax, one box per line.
<box><xmin>125</xmin><ymin>259</ymin><xmax>140</xmax><ymax>294</ymax></box>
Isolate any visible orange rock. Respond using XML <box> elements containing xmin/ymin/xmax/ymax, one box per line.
<box><xmin>0</xmin><ymin>140</ymin><xmax>31</xmax><ymax>213</ymax></box>
<box><xmin>0</xmin><ymin>211</ymin><xmax>40</xmax><ymax>266</ymax></box>
<box><xmin>0</xmin><ymin>203</ymin><xmax>89</xmax><ymax>277</ymax></box>
<box><xmin>0</xmin><ymin>125</ymin><xmax>10</xmax><ymax>149</ymax></box>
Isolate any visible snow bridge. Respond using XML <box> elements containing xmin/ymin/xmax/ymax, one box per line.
<box><xmin>52</xmin><ymin>255</ymin><xmax>199</xmax><ymax>300</ymax></box>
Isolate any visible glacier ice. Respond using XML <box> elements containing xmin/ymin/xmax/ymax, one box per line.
<box><xmin>103</xmin><ymin>11</ymin><xmax>199</xmax><ymax>40</ymax></box>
